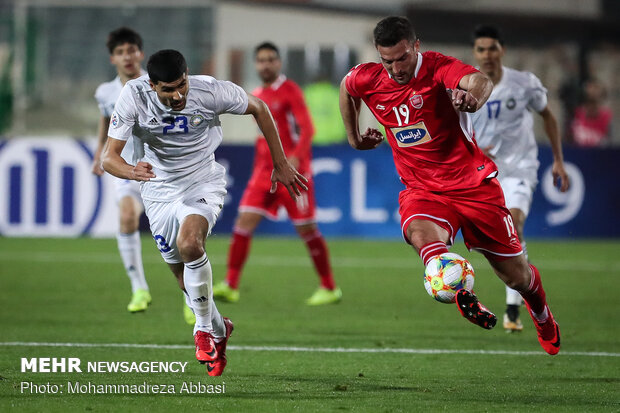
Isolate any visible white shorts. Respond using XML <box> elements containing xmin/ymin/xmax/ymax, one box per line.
<box><xmin>497</xmin><ymin>175</ymin><xmax>536</xmax><ymax>217</ymax></box>
<box><xmin>144</xmin><ymin>183</ymin><xmax>226</xmax><ymax>264</ymax></box>
<box><xmin>113</xmin><ymin>176</ymin><xmax>142</xmax><ymax>204</ymax></box>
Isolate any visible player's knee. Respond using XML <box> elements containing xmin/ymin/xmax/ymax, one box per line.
<box><xmin>295</xmin><ymin>223</ymin><xmax>318</xmax><ymax>237</ymax></box>
<box><xmin>407</xmin><ymin>227</ymin><xmax>433</xmax><ymax>250</ymax></box>
<box><xmin>406</xmin><ymin>220</ymin><xmax>449</xmax><ymax>251</ymax></box>
<box><xmin>408</xmin><ymin>232</ymin><xmax>424</xmax><ymax>250</ymax></box>
<box><xmin>119</xmin><ymin>204</ymin><xmax>139</xmax><ymax>232</ymax></box>
<box><xmin>119</xmin><ymin>212</ymin><xmax>138</xmax><ymax>233</ymax></box>
<box><xmin>235</xmin><ymin>213</ymin><xmax>260</xmax><ymax>233</ymax></box>
<box><xmin>177</xmin><ymin>235</ymin><xmax>204</xmax><ymax>262</ymax></box>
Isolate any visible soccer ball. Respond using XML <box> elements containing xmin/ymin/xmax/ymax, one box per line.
<box><xmin>423</xmin><ymin>253</ymin><xmax>475</xmax><ymax>303</ymax></box>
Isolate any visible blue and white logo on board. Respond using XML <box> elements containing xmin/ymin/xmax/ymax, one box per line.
<box><xmin>0</xmin><ymin>139</ymin><xmax>102</xmax><ymax>236</ymax></box>
<box><xmin>391</xmin><ymin>122</ymin><xmax>432</xmax><ymax>147</ymax></box>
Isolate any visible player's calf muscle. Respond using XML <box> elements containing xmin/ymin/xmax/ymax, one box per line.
<box><xmin>488</xmin><ymin>256</ymin><xmax>530</xmax><ymax>290</ymax></box>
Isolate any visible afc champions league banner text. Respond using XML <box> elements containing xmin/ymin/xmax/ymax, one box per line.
<box><xmin>0</xmin><ymin>138</ymin><xmax>616</xmax><ymax>238</ymax></box>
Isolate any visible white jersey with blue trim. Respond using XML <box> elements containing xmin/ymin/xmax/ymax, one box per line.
<box><xmin>471</xmin><ymin>66</ymin><xmax>547</xmax><ymax>179</ymax></box>
<box><xmin>107</xmin><ymin>74</ymin><xmax>249</xmax><ymax>201</ymax></box>
<box><xmin>95</xmin><ymin>71</ymin><xmax>146</xmax><ymax>165</ymax></box>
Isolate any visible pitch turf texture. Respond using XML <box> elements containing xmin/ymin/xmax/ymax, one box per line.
<box><xmin>1</xmin><ymin>237</ymin><xmax>618</xmax><ymax>412</ymax></box>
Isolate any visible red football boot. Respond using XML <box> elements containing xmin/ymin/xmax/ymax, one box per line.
<box><xmin>524</xmin><ymin>302</ymin><xmax>561</xmax><ymax>355</ymax></box>
<box><xmin>206</xmin><ymin>317</ymin><xmax>234</xmax><ymax>376</ymax></box>
<box><xmin>194</xmin><ymin>330</ymin><xmax>218</xmax><ymax>363</ymax></box>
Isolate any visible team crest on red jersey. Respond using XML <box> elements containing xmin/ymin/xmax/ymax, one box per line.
<box><xmin>409</xmin><ymin>94</ymin><xmax>423</xmax><ymax>109</ymax></box>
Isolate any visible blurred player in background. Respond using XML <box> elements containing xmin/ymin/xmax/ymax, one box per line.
<box><xmin>471</xmin><ymin>25</ymin><xmax>570</xmax><ymax>332</ymax></box>
<box><xmin>92</xmin><ymin>28</ymin><xmax>194</xmax><ymax>324</ymax></box>
<box><xmin>570</xmin><ymin>79</ymin><xmax>613</xmax><ymax>147</ymax></box>
<box><xmin>213</xmin><ymin>42</ymin><xmax>342</xmax><ymax>306</ymax></box>
<box><xmin>91</xmin><ymin>28</ymin><xmax>152</xmax><ymax>313</ymax></box>
<box><xmin>102</xmin><ymin>49</ymin><xmax>307</xmax><ymax>375</ymax></box>
<box><xmin>340</xmin><ymin>16</ymin><xmax>561</xmax><ymax>355</ymax></box>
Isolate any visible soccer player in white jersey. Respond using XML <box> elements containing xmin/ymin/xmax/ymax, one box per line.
<box><xmin>93</xmin><ymin>29</ymin><xmax>194</xmax><ymax>323</ymax></box>
<box><xmin>102</xmin><ymin>49</ymin><xmax>307</xmax><ymax>376</ymax></box>
<box><xmin>471</xmin><ymin>25</ymin><xmax>570</xmax><ymax>332</ymax></box>
<box><xmin>91</xmin><ymin>28</ymin><xmax>155</xmax><ymax>314</ymax></box>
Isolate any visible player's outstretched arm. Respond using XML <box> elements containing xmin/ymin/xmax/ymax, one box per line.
<box><xmin>453</xmin><ymin>72</ymin><xmax>493</xmax><ymax>113</ymax></box>
<box><xmin>245</xmin><ymin>94</ymin><xmax>308</xmax><ymax>199</ymax></box>
<box><xmin>339</xmin><ymin>78</ymin><xmax>383</xmax><ymax>150</ymax></box>
<box><xmin>540</xmin><ymin>106</ymin><xmax>570</xmax><ymax>192</ymax></box>
<box><xmin>102</xmin><ymin>137</ymin><xmax>155</xmax><ymax>181</ymax></box>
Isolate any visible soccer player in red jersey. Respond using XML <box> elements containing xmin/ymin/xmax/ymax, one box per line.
<box><xmin>339</xmin><ymin>16</ymin><xmax>560</xmax><ymax>355</ymax></box>
<box><xmin>213</xmin><ymin>42</ymin><xmax>342</xmax><ymax>306</ymax></box>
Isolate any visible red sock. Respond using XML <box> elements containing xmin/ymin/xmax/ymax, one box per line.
<box><xmin>302</xmin><ymin>230</ymin><xmax>335</xmax><ymax>290</ymax></box>
<box><xmin>225</xmin><ymin>227</ymin><xmax>252</xmax><ymax>289</ymax></box>
<box><xmin>419</xmin><ymin>241</ymin><xmax>449</xmax><ymax>266</ymax></box>
<box><xmin>521</xmin><ymin>264</ymin><xmax>547</xmax><ymax>318</ymax></box>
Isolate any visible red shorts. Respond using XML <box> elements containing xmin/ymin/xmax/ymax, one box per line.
<box><xmin>238</xmin><ymin>168</ymin><xmax>316</xmax><ymax>224</ymax></box>
<box><xmin>399</xmin><ymin>178</ymin><xmax>522</xmax><ymax>258</ymax></box>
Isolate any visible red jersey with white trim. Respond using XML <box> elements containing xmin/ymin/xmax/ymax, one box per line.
<box><xmin>252</xmin><ymin>74</ymin><xmax>314</xmax><ymax>174</ymax></box>
<box><xmin>345</xmin><ymin>51</ymin><xmax>497</xmax><ymax>191</ymax></box>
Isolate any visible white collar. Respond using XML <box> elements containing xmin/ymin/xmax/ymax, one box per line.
<box><xmin>413</xmin><ymin>52</ymin><xmax>423</xmax><ymax>78</ymax></box>
<box><xmin>269</xmin><ymin>74</ymin><xmax>287</xmax><ymax>90</ymax></box>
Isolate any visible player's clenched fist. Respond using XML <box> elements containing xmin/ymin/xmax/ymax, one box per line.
<box><xmin>451</xmin><ymin>89</ymin><xmax>479</xmax><ymax>113</ymax></box>
<box><xmin>130</xmin><ymin>161</ymin><xmax>156</xmax><ymax>181</ymax></box>
<box><xmin>357</xmin><ymin>128</ymin><xmax>384</xmax><ymax>150</ymax></box>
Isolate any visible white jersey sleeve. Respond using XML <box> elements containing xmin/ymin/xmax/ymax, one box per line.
<box><xmin>209</xmin><ymin>78</ymin><xmax>249</xmax><ymax>115</ymax></box>
<box><xmin>108</xmin><ymin>84</ymin><xmax>138</xmax><ymax>142</ymax></box>
<box><xmin>526</xmin><ymin>72</ymin><xmax>548</xmax><ymax>113</ymax></box>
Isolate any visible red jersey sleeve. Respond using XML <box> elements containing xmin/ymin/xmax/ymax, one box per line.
<box><xmin>430</xmin><ymin>51</ymin><xmax>479</xmax><ymax>90</ymax></box>
<box><xmin>286</xmin><ymin>81</ymin><xmax>315</xmax><ymax>159</ymax></box>
<box><xmin>344</xmin><ymin>63</ymin><xmax>370</xmax><ymax>99</ymax></box>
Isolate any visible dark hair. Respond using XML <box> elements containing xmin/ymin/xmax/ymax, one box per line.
<box><xmin>472</xmin><ymin>25</ymin><xmax>504</xmax><ymax>45</ymax></box>
<box><xmin>147</xmin><ymin>49</ymin><xmax>187</xmax><ymax>84</ymax></box>
<box><xmin>106</xmin><ymin>27</ymin><xmax>143</xmax><ymax>54</ymax></box>
<box><xmin>373</xmin><ymin>16</ymin><xmax>416</xmax><ymax>47</ymax></box>
<box><xmin>254</xmin><ymin>41</ymin><xmax>280</xmax><ymax>58</ymax></box>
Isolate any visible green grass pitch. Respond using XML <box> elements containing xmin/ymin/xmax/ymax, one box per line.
<box><xmin>1</xmin><ymin>236</ymin><xmax>619</xmax><ymax>412</ymax></box>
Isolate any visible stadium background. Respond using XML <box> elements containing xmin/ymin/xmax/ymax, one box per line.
<box><xmin>1</xmin><ymin>2</ymin><xmax>619</xmax><ymax>411</ymax></box>
<box><xmin>0</xmin><ymin>0</ymin><xmax>619</xmax><ymax>239</ymax></box>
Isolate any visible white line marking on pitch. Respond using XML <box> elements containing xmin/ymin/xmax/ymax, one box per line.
<box><xmin>1</xmin><ymin>251</ymin><xmax>619</xmax><ymax>272</ymax></box>
<box><xmin>0</xmin><ymin>342</ymin><xmax>618</xmax><ymax>358</ymax></box>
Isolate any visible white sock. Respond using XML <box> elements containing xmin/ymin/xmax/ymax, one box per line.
<box><xmin>184</xmin><ymin>253</ymin><xmax>214</xmax><ymax>335</ymax></box>
<box><xmin>210</xmin><ymin>300</ymin><xmax>225</xmax><ymax>340</ymax></box>
<box><xmin>531</xmin><ymin>305</ymin><xmax>549</xmax><ymax>322</ymax></box>
<box><xmin>183</xmin><ymin>291</ymin><xmax>194</xmax><ymax>312</ymax></box>
<box><xmin>506</xmin><ymin>286</ymin><xmax>523</xmax><ymax>306</ymax></box>
<box><xmin>184</xmin><ymin>290</ymin><xmax>224</xmax><ymax>338</ymax></box>
<box><xmin>116</xmin><ymin>231</ymin><xmax>148</xmax><ymax>293</ymax></box>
